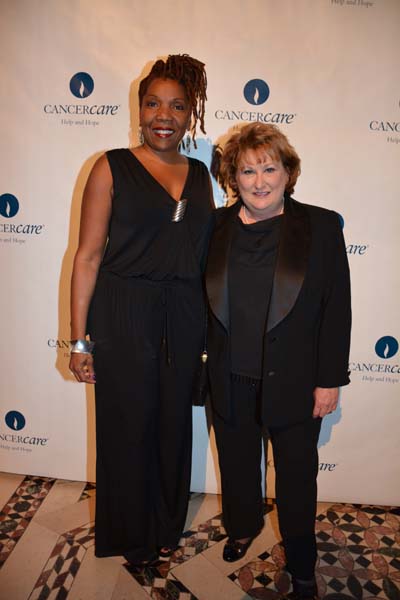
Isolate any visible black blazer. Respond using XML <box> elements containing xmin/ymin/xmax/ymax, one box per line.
<box><xmin>205</xmin><ymin>196</ymin><xmax>351</xmax><ymax>427</ymax></box>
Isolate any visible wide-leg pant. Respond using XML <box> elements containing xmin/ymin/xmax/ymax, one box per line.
<box><xmin>212</xmin><ymin>376</ymin><xmax>321</xmax><ymax>579</ymax></box>
<box><xmin>90</xmin><ymin>273</ymin><xmax>204</xmax><ymax>561</ymax></box>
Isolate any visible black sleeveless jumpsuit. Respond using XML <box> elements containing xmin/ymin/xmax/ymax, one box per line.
<box><xmin>88</xmin><ymin>149</ymin><xmax>213</xmax><ymax>560</ymax></box>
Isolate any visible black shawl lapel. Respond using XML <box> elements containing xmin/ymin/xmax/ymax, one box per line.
<box><xmin>205</xmin><ymin>202</ymin><xmax>241</xmax><ymax>332</ymax></box>
<box><xmin>267</xmin><ymin>196</ymin><xmax>311</xmax><ymax>332</ymax></box>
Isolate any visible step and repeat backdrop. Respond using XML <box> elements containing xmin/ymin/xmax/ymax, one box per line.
<box><xmin>1</xmin><ymin>0</ymin><xmax>399</xmax><ymax>504</ymax></box>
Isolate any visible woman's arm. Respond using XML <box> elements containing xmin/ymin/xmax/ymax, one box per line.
<box><xmin>316</xmin><ymin>212</ymin><xmax>351</xmax><ymax>388</ymax></box>
<box><xmin>69</xmin><ymin>154</ymin><xmax>113</xmax><ymax>383</ymax></box>
<box><xmin>313</xmin><ymin>212</ymin><xmax>351</xmax><ymax>416</ymax></box>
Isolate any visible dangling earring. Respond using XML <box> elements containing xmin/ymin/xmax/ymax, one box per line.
<box><xmin>184</xmin><ymin>133</ymin><xmax>191</xmax><ymax>153</ymax></box>
<box><xmin>138</xmin><ymin>125</ymin><xmax>144</xmax><ymax>145</ymax></box>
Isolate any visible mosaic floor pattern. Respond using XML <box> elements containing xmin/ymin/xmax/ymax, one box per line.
<box><xmin>0</xmin><ymin>475</ymin><xmax>56</xmax><ymax>569</ymax></box>
<box><xmin>230</xmin><ymin>503</ymin><xmax>400</xmax><ymax>599</ymax></box>
<box><xmin>0</xmin><ymin>473</ymin><xmax>399</xmax><ymax>599</ymax></box>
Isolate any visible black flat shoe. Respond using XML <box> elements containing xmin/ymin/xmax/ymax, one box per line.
<box><xmin>222</xmin><ymin>537</ymin><xmax>253</xmax><ymax>562</ymax></box>
<box><xmin>286</xmin><ymin>577</ymin><xmax>319</xmax><ymax>599</ymax></box>
<box><xmin>286</xmin><ymin>592</ymin><xmax>318</xmax><ymax>600</ymax></box>
<box><xmin>123</xmin><ymin>551</ymin><xmax>158</xmax><ymax>566</ymax></box>
<box><xmin>158</xmin><ymin>545</ymin><xmax>178</xmax><ymax>558</ymax></box>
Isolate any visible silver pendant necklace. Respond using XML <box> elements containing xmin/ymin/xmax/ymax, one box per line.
<box><xmin>171</xmin><ymin>198</ymin><xmax>188</xmax><ymax>222</ymax></box>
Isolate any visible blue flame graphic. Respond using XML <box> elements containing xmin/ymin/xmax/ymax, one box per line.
<box><xmin>375</xmin><ymin>336</ymin><xmax>399</xmax><ymax>359</ymax></box>
<box><xmin>69</xmin><ymin>72</ymin><xmax>94</xmax><ymax>99</ymax></box>
<box><xmin>243</xmin><ymin>79</ymin><xmax>270</xmax><ymax>106</ymax></box>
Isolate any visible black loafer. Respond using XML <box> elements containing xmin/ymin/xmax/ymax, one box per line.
<box><xmin>158</xmin><ymin>545</ymin><xmax>178</xmax><ymax>558</ymax></box>
<box><xmin>123</xmin><ymin>551</ymin><xmax>158</xmax><ymax>566</ymax></box>
<box><xmin>286</xmin><ymin>577</ymin><xmax>319</xmax><ymax>599</ymax></box>
<box><xmin>222</xmin><ymin>538</ymin><xmax>253</xmax><ymax>562</ymax></box>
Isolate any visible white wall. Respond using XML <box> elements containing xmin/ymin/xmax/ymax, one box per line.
<box><xmin>1</xmin><ymin>0</ymin><xmax>399</xmax><ymax>504</ymax></box>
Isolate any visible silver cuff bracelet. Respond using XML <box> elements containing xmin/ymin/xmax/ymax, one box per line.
<box><xmin>70</xmin><ymin>339</ymin><xmax>95</xmax><ymax>354</ymax></box>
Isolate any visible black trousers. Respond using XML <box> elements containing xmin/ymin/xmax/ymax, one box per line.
<box><xmin>90</xmin><ymin>273</ymin><xmax>204</xmax><ymax>561</ymax></box>
<box><xmin>212</xmin><ymin>376</ymin><xmax>321</xmax><ymax>579</ymax></box>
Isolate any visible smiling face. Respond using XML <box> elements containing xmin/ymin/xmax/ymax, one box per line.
<box><xmin>235</xmin><ymin>147</ymin><xmax>289</xmax><ymax>219</ymax></box>
<box><xmin>139</xmin><ymin>78</ymin><xmax>191</xmax><ymax>155</ymax></box>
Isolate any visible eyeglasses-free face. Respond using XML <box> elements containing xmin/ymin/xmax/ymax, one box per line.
<box><xmin>236</xmin><ymin>148</ymin><xmax>289</xmax><ymax>220</ymax></box>
<box><xmin>140</xmin><ymin>78</ymin><xmax>191</xmax><ymax>155</ymax></box>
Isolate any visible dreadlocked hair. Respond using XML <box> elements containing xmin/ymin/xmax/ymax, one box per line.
<box><xmin>138</xmin><ymin>54</ymin><xmax>207</xmax><ymax>147</ymax></box>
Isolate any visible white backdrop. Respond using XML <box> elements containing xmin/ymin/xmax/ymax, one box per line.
<box><xmin>1</xmin><ymin>0</ymin><xmax>399</xmax><ymax>505</ymax></box>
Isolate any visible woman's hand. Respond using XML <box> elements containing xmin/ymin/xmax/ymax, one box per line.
<box><xmin>312</xmin><ymin>386</ymin><xmax>338</xmax><ymax>418</ymax></box>
<box><xmin>69</xmin><ymin>352</ymin><xmax>96</xmax><ymax>384</ymax></box>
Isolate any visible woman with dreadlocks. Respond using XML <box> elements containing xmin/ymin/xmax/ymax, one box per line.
<box><xmin>69</xmin><ymin>55</ymin><xmax>212</xmax><ymax>564</ymax></box>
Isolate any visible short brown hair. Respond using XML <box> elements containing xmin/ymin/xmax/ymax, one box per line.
<box><xmin>139</xmin><ymin>54</ymin><xmax>207</xmax><ymax>146</ymax></box>
<box><xmin>214</xmin><ymin>123</ymin><xmax>301</xmax><ymax>197</ymax></box>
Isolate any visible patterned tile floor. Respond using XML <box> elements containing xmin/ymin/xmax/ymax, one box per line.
<box><xmin>230</xmin><ymin>504</ymin><xmax>400</xmax><ymax>599</ymax></box>
<box><xmin>0</xmin><ymin>473</ymin><xmax>399</xmax><ymax>599</ymax></box>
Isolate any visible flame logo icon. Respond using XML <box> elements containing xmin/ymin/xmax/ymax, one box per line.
<box><xmin>375</xmin><ymin>336</ymin><xmax>399</xmax><ymax>359</ymax></box>
<box><xmin>243</xmin><ymin>79</ymin><xmax>270</xmax><ymax>106</ymax></box>
<box><xmin>5</xmin><ymin>411</ymin><xmax>26</xmax><ymax>431</ymax></box>
<box><xmin>79</xmin><ymin>80</ymin><xmax>86</xmax><ymax>98</ymax></box>
<box><xmin>0</xmin><ymin>193</ymin><xmax>19</xmax><ymax>218</ymax></box>
<box><xmin>69</xmin><ymin>72</ymin><xmax>94</xmax><ymax>99</ymax></box>
<box><xmin>253</xmin><ymin>87</ymin><xmax>260</xmax><ymax>104</ymax></box>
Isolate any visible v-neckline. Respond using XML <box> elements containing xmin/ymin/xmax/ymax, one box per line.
<box><xmin>126</xmin><ymin>149</ymin><xmax>191</xmax><ymax>204</ymax></box>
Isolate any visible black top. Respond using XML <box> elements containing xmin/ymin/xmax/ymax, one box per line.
<box><xmin>229</xmin><ymin>212</ymin><xmax>282</xmax><ymax>378</ymax></box>
<box><xmin>100</xmin><ymin>149</ymin><xmax>213</xmax><ymax>280</ymax></box>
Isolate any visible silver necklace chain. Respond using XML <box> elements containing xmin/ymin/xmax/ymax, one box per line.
<box><xmin>242</xmin><ymin>205</ymin><xmax>251</xmax><ymax>224</ymax></box>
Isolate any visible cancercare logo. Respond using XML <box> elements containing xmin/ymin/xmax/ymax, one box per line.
<box><xmin>215</xmin><ymin>78</ymin><xmax>295</xmax><ymax>125</ymax></box>
<box><xmin>0</xmin><ymin>194</ymin><xmax>19</xmax><ymax>218</ymax></box>
<box><xmin>0</xmin><ymin>193</ymin><xmax>44</xmax><ymax>238</ymax></box>
<box><xmin>375</xmin><ymin>336</ymin><xmax>399</xmax><ymax>359</ymax></box>
<box><xmin>69</xmin><ymin>72</ymin><xmax>95</xmax><ymax>99</ymax></box>
<box><xmin>43</xmin><ymin>73</ymin><xmax>120</xmax><ymax>122</ymax></box>
<box><xmin>349</xmin><ymin>335</ymin><xmax>399</xmax><ymax>383</ymax></box>
<box><xmin>339</xmin><ymin>213</ymin><xmax>369</xmax><ymax>256</ymax></box>
<box><xmin>5</xmin><ymin>410</ymin><xmax>26</xmax><ymax>431</ymax></box>
<box><xmin>1</xmin><ymin>411</ymin><xmax>49</xmax><ymax>447</ymax></box>
<box><xmin>243</xmin><ymin>79</ymin><xmax>270</xmax><ymax>106</ymax></box>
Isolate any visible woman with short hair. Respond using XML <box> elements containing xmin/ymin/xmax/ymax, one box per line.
<box><xmin>206</xmin><ymin>122</ymin><xmax>351</xmax><ymax>599</ymax></box>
